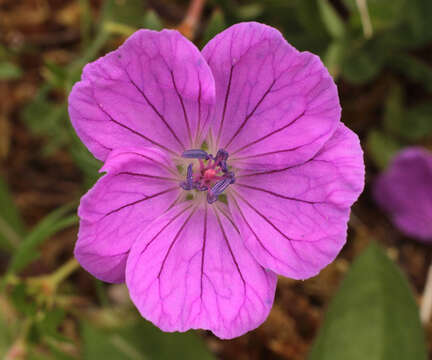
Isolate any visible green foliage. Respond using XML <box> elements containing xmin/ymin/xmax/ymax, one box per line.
<box><xmin>384</xmin><ymin>84</ymin><xmax>432</xmax><ymax>141</ymax></box>
<box><xmin>308</xmin><ymin>243</ymin><xmax>427</xmax><ymax>360</ymax></box>
<box><xmin>0</xmin><ymin>299</ymin><xmax>16</xmax><ymax>358</ymax></box>
<box><xmin>236</xmin><ymin>3</ymin><xmax>264</xmax><ymax>20</ymax></box>
<box><xmin>0</xmin><ymin>177</ymin><xmax>25</xmax><ymax>252</ymax></box>
<box><xmin>34</xmin><ymin>308</ymin><xmax>66</xmax><ymax>341</ymax></box>
<box><xmin>317</xmin><ymin>0</ymin><xmax>346</xmax><ymax>39</ymax></box>
<box><xmin>0</xmin><ymin>61</ymin><xmax>22</xmax><ymax>80</ymax></box>
<box><xmin>143</xmin><ymin>10</ymin><xmax>163</xmax><ymax>31</ymax></box>
<box><xmin>7</xmin><ymin>203</ymin><xmax>78</xmax><ymax>274</ymax></box>
<box><xmin>21</xmin><ymin>87</ymin><xmax>70</xmax><ymax>155</ymax></box>
<box><xmin>366</xmin><ymin>130</ymin><xmax>401</xmax><ymax>169</ymax></box>
<box><xmin>202</xmin><ymin>9</ymin><xmax>226</xmax><ymax>46</ymax></box>
<box><xmin>390</xmin><ymin>54</ymin><xmax>432</xmax><ymax>94</ymax></box>
<box><xmin>323</xmin><ymin>41</ymin><xmax>344</xmax><ymax>78</ymax></box>
<box><xmin>343</xmin><ymin>0</ymin><xmax>407</xmax><ymax>33</ymax></box>
<box><xmin>82</xmin><ymin>320</ymin><xmax>216</xmax><ymax>360</ymax></box>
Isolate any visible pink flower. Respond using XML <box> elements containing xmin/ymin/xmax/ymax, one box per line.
<box><xmin>69</xmin><ymin>22</ymin><xmax>364</xmax><ymax>338</ymax></box>
<box><xmin>374</xmin><ymin>147</ymin><xmax>432</xmax><ymax>242</ymax></box>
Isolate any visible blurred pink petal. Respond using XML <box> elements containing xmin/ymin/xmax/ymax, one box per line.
<box><xmin>374</xmin><ymin>147</ymin><xmax>432</xmax><ymax>242</ymax></box>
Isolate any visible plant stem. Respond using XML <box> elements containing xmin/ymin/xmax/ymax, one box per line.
<box><xmin>178</xmin><ymin>0</ymin><xmax>206</xmax><ymax>40</ymax></box>
<box><xmin>420</xmin><ymin>260</ymin><xmax>432</xmax><ymax>324</ymax></box>
<box><xmin>355</xmin><ymin>0</ymin><xmax>373</xmax><ymax>39</ymax></box>
<box><xmin>51</xmin><ymin>258</ymin><xmax>80</xmax><ymax>287</ymax></box>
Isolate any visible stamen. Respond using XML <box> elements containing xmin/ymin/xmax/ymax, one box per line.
<box><xmin>180</xmin><ymin>148</ymin><xmax>235</xmax><ymax>204</ymax></box>
<box><xmin>182</xmin><ymin>149</ymin><xmax>209</xmax><ymax>160</ymax></box>
<box><xmin>214</xmin><ymin>149</ymin><xmax>228</xmax><ymax>163</ymax></box>
<box><xmin>207</xmin><ymin>177</ymin><xmax>232</xmax><ymax>204</ymax></box>
<box><xmin>180</xmin><ymin>164</ymin><xmax>194</xmax><ymax>190</ymax></box>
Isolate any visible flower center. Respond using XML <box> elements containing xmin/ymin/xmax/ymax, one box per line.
<box><xmin>180</xmin><ymin>148</ymin><xmax>235</xmax><ymax>204</ymax></box>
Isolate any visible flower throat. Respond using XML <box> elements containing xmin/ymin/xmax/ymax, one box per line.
<box><xmin>180</xmin><ymin>149</ymin><xmax>235</xmax><ymax>204</ymax></box>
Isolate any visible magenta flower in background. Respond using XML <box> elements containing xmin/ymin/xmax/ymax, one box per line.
<box><xmin>68</xmin><ymin>22</ymin><xmax>364</xmax><ymax>339</ymax></box>
<box><xmin>374</xmin><ymin>147</ymin><xmax>432</xmax><ymax>242</ymax></box>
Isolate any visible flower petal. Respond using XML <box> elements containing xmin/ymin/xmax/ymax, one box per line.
<box><xmin>202</xmin><ymin>22</ymin><xmax>340</xmax><ymax>169</ymax></box>
<box><xmin>69</xmin><ymin>29</ymin><xmax>215</xmax><ymax>161</ymax></box>
<box><xmin>75</xmin><ymin>147</ymin><xmax>181</xmax><ymax>283</ymax></box>
<box><xmin>374</xmin><ymin>147</ymin><xmax>432</xmax><ymax>241</ymax></box>
<box><xmin>228</xmin><ymin>123</ymin><xmax>364</xmax><ymax>279</ymax></box>
<box><xmin>126</xmin><ymin>202</ymin><xmax>277</xmax><ymax>339</ymax></box>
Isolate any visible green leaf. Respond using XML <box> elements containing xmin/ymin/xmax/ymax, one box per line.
<box><xmin>317</xmin><ymin>0</ymin><xmax>346</xmax><ymax>39</ymax></box>
<box><xmin>8</xmin><ymin>204</ymin><xmax>78</xmax><ymax>274</ymax></box>
<box><xmin>0</xmin><ymin>297</ymin><xmax>16</xmax><ymax>357</ymax></box>
<box><xmin>296</xmin><ymin>0</ymin><xmax>328</xmax><ymax>36</ymax></box>
<box><xmin>11</xmin><ymin>283</ymin><xmax>37</xmax><ymax>316</ymax></box>
<box><xmin>69</xmin><ymin>140</ymin><xmax>102</xmax><ymax>189</ymax></box>
<box><xmin>383</xmin><ymin>82</ymin><xmax>405</xmax><ymax>136</ymax></box>
<box><xmin>343</xmin><ymin>0</ymin><xmax>407</xmax><ymax>33</ymax></box>
<box><xmin>341</xmin><ymin>39</ymin><xmax>383</xmax><ymax>84</ymax></box>
<box><xmin>104</xmin><ymin>22</ymin><xmax>137</xmax><ymax>37</ymax></box>
<box><xmin>366</xmin><ymin>130</ymin><xmax>401</xmax><ymax>169</ymax></box>
<box><xmin>82</xmin><ymin>320</ymin><xmax>215</xmax><ymax>360</ymax></box>
<box><xmin>0</xmin><ymin>61</ymin><xmax>22</xmax><ymax>80</ymax></box>
<box><xmin>105</xmin><ymin>0</ymin><xmax>146</xmax><ymax>28</ymax></box>
<box><xmin>42</xmin><ymin>62</ymin><xmax>69</xmax><ymax>89</ymax></box>
<box><xmin>405</xmin><ymin>0</ymin><xmax>432</xmax><ymax>46</ymax></box>
<box><xmin>384</xmin><ymin>84</ymin><xmax>432</xmax><ymax>140</ymax></box>
<box><xmin>79</xmin><ymin>0</ymin><xmax>92</xmax><ymax>47</ymax></box>
<box><xmin>403</xmin><ymin>104</ymin><xmax>432</xmax><ymax>140</ymax></box>
<box><xmin>390</xmin><ymin>53</ymin><xmax>432</xmax><ymax>94</ymax></box>
<box><xmin>35</xmin><ymin>308</ymin><xmax>67</xmax><ymax>342</ymax></box>
<box><xmin>236</xmin><ymin>4</ymin><xmax>263</xmax><ymax>20</ymax></box>
<box><xmin>0</xmin><ymin>177</ymin><xmax>25</xmax><ymax>251</ymax></box>
<box><xmin>202</xmin><ymin>9</ymin><xmax>226</xmax><ymax>47</ymax></box>
<box><xmin>142</xmin><ymin>10</ymin><xmax>163</xmax><ymax>31</ymax></box>
<box><xmin>21</xmin><ymin>87</ymin><xmax>70</xmax><ymax>154</ymax></box>
<box><xmin>323</xmin><ymin>41</ymin><xmax>345</xmax><ymax>79</ymax></box>
<box><xmin>308</xmin><ymin>243</ymin><xmax>427</xmax><ymax>360</ymax></box>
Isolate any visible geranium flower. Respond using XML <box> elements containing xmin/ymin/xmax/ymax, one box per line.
<box><xmin>69</xmin><ymin>22</ymin><xmax>364</xmax><ymax>339</ymax></box>
<box><xmin>374</xmin><ymin>147</ymin><xmax>432</xmax><ymax>241</ymax></box>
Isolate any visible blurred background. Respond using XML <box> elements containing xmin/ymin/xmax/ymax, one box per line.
<box><xmin>1</xmin><ymin>0</ymin><xmax>432</xmax><ymax>359</ymax></box>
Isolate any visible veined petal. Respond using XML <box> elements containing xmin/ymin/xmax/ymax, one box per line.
<box><xmin>228</xmin><ymin>124</ymin><xmax>364</xmax><ymax>279</ymax></box>
<box><xmin>75</xmin><ymin>147</ymin><xmax>181</xmax><ymax>283</ymax></box>
<box><xmin>69</xmin><ymin>29</ymin><xmax>215</xmax><ymax>161</ymax></box>
<box><xmin>126</xmin><ymin>202</ymin><xmax>277</xmax><ymax>339</ymax></box>
<box><xmin>202</xmin><ymin>22</ymin><xmax>340</xmax><ymax>169</ymax></box>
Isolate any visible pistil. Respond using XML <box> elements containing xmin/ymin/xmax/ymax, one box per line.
<box><xmin>180</xmin><ymin>148</ymin><xmax>235</xmax><ymax>204</ymax></box>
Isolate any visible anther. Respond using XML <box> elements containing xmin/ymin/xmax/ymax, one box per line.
<box><xmin>180</xmin><ymin>148</ymin><xmax>235</xmax><ymax>204</ymax></box>
<box><xmin>182</xmin><ymin>149</ymin><xmax>209</xmax><ymax>160</ymax></box>
<box><xmin>180</xmin><ymin>163</ymin><xmax>194</xmax><ymax>190</ymax></box>
<box><xmin>214</xmin><ymin>149</ymin><xmax>228</xmax><ymax>165</ymax></box>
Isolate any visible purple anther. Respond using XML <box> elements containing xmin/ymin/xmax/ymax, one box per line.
<box><xmin>180</xmin><ymin>182</ymin><xmax>192</xmax><ymax>190</ymax></box>
<box><xmin>220</xmin><ymin>160</ymin><xmax>228</xmax><ymax>173</ymax></box>
<box><xmin>214</xmin><ymin>149</ymin><xmax>229</xmax><ymax>164</ymax></box>
<box><xmin>180</xmin><ymin>148</ymin><xmax>235</xmax><ymax>203</ymax></box>
<box><xmin>207</xmin><ymin>177</ymin><xmax>233</xmax><ymax>203</ymax></box>
<box><xmin>207</xmin><ymin>192</ymin><xmax>218</xmax><ymax>204</ymax></box>
<box><xmin>226</xmin><ymin>171</ymin><xmax>236</xmax><ymax>184</ymax></box>
<box><xmin>182</xmin><ymin>149</ymin><xmax>209</xmax><ymax>160</ymax></box>
<box><xmin>186</xmin><ymin>163</ymin><xmax>193</xmax><ymax>179</ymax></box>
<box><xmin>195</xmin><ymin>183</ymin><xmax>209</xmax><ymax>192</ymax></box>
<box><xmin>180</xmin><ymin>163</ymin><xmax>194</xmax><ymax>190</ymax></box>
